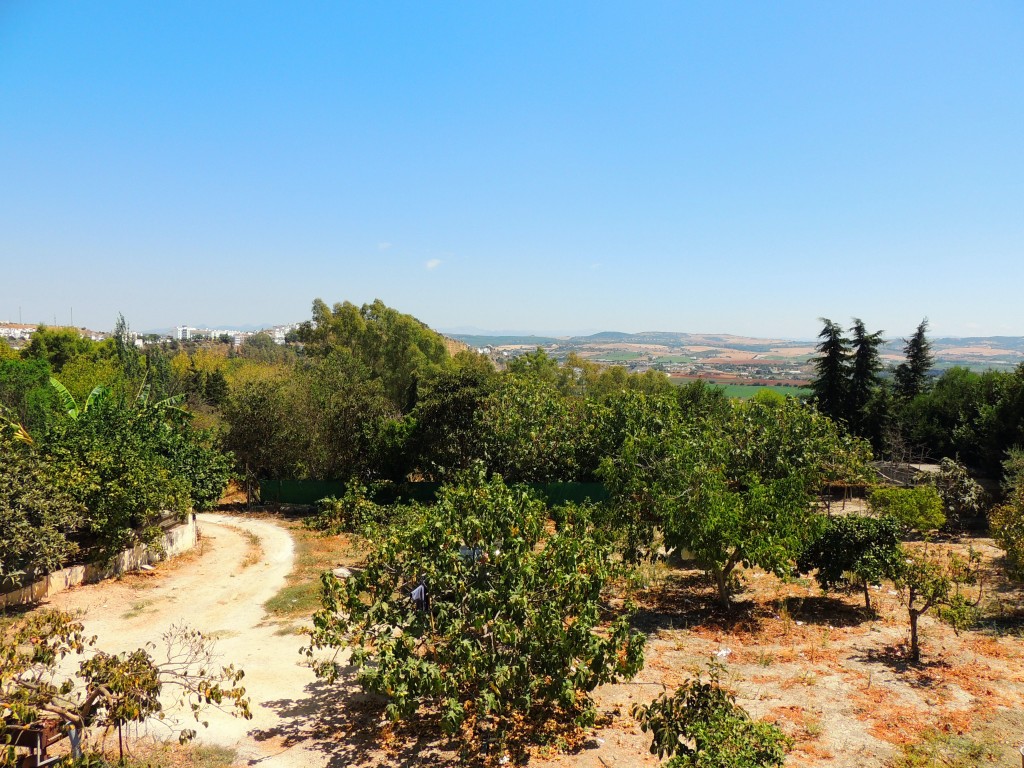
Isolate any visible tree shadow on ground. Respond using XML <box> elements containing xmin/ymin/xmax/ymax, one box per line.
<box><xmin>251</xmin><ymin>672</ymin><xmax>585</xmax><ymax>767</ymax></box>
<box><xmin>849</xmin><ymin>643</ymin><xmax>953</xmax><ymax>680</ymax></box>
<box><xmin>251</xmin><ymin>675</ymin><xmax>452</xmax><ymax>768</ymax></box>
<box><xmin>779</xmin><ymin>594</ymin><xmax>875</xmax><ymax>628</ymax></box>
<box><xmin>631</xmin><ymin>571</ymin><xmax>875</xmax><ymax>636</ymax></box>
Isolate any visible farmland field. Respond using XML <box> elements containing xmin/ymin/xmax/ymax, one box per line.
<box><xmin>716</xmin><ymin>383</ymin><xmax>811</xmax><ymax>398</ymax></box>
<box><xmin>669</xmin><ymin>381</ymin><xmax>812</xmax><ymax>399</ymax></box>
<box><xmin>594</xmin><ymin>351</ymin><xmax>646</xmax><ymax>361</ymax></box>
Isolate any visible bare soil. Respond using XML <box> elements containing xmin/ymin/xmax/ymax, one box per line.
<box><xmin>34</xmin><ymin>516</ymin><xmax>1024</xmax><ymax>767</ymax></box>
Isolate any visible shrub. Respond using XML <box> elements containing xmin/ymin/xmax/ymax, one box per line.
<box><xmin>0</xmin><ymin>437</ymin><xmax>83</xmax><ymax>585</ymax></box>
<box><xmin>924</xmin><ymin>458</ymin><xmax>985</xmax><ymax>528</ymax></box>
<box><xmin>305</xmin><ymin>483</ymin><xmax>392</xmax><ymax>535</ymax></box>
<box><xmin>631</xmin><ymin>665</ymin><xmax>791</xmax><ymax>768</ymax></box>
<box><xmin>989</xmin><ymin>489</ymin><xmax>1024</xmax><ymax>578</ymax></box>
<box><xmin>304</xmin><ymin>472</ymin><xmax>645</xmax><ymax>757</ymax></box>
<box><xmin>1</xmin><ymin>612</ymin><xmax>250</xmax><ymax>765</ymax></box>
<box><xmin>869</xmin><ymin>486</ymin><xmax>945</xmax><ymax>533</ymax></box>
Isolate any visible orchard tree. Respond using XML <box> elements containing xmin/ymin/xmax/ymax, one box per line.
<box><xmin>893</xmin><ymin>545</ymin><xmax>983</xmax><ymax>662</ymax></box>
<box><xmin>597</xmin><ymin>391</ymin><xmax>690</xmax><ymax>559</ymax></box>
<box><xmin>798</xmin><ymin>515</ymin><xmax>903</xmax><ymax>610</ymax></box>
<box><xmin>0</xmin><ymin>436</ymin><xmax>83</xmax><ymax>585</ymax></box>
<box><xmin>38</xmin><ymin>384</ymin><xmax>231</xmax><ymax>560</ymax></box>
<box><xmin>407</xmin><ymin>366</ymin><xmax>495</xmax><ymax>478</ymax></box>
<box><xmin>476</xmin><ymin>374</ymin><xmax>592</xmax><ymax>482</ymax></box>
<box><xmin>631</xmin><ymin>665</ymin><xmax>791</xmax><ymax>768</ymax></box>
<box><xmin>603</xmin><ymin>398</ymin><xmax>872</xmax><ymax>606</ymax></box>
<box><xmin>0</xmin><ymin>358</ymin><xmax>58</xmax><ymax>437</ymax></box>
<box><xmin>925</xmin><ymin>458</ymin><xmax>985</xmax><ymax>528</ymax></box>
<box><xmin>869</xmin><ymin>486</ymin><xmax>945</xmax><ymax>533</ymax></box>
<box><xmin>989</xmin><ymin>448</ymin><xmax>1024</xmax><ymax>577</ymax></box>
<box><xmin>1</xmin><ymin>612</ymin><xmax>251</xmax><ymax>764</ymax></box>
<box><xmin>305</xmin><ymin>473</ymin><xmax>645</xmax><ymax>757</ymax></box>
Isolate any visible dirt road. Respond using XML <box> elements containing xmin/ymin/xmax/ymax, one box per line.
<box><xmin>45</xmin><ymin>513</ymin><xmax>328</xmax><ymax>768</ymax></box>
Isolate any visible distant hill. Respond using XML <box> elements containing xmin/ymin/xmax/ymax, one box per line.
<box><xmin>453</xmin><ymin>334</ymin><xmax>563</xmax><ymax>347</ymax></box>
<box><xmin>447</xmin><ymin>330</ymin><xmax>1024</xmax><ymax>371</ymax></box>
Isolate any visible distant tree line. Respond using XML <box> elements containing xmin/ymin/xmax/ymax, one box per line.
<box><xmin>810</xmin><ymin>316</ymin><xmax>1024</xmax><ymax>479</ymax></box>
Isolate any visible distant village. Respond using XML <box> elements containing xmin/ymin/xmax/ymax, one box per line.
<box><xmin>0</xmin><ymin>321</ymin><xmax>302</xmax><ymax>349</ymax></box>
<box><xmin>465</xmin><ymin>340</ymin><xmax>814</xmax><ymax>387</ymax></box>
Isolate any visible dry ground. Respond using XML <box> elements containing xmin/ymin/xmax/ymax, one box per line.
<box><xmin>27</xmin><ymin>515</ymin><xmax>1024</xmax><ymax>767</ymax></box>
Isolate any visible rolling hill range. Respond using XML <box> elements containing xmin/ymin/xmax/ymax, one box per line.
<box><xmin>449</xmin><ymin>331</ymin><xmax>1024</xmax><ymax>373</ymax></box>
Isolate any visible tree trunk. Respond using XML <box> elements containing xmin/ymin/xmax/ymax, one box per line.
<box><xmin>909</xmin><ymin>609</ymin><xmax>920</xmax><ymax>662</ymax></box>
<box><xmin>714</xmin><ymin>568</ymin><xmax>731</xmax><ymax>609</ymax></box>
<box><xmin>862</xmin><ymin>580</ymin><xmax>872</xmax><ymax>611</ymax></box>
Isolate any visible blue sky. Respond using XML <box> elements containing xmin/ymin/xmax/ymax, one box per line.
<box><xmin>1</xmin><ymin>2</ymin><xmax>1021</xmax><ymax>338</ymax></box>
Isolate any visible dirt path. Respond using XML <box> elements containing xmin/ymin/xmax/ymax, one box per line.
<box><xmin>45</xmin><ymin>513</ymin><xmax>326</xmax><ymax>768</ymax></box>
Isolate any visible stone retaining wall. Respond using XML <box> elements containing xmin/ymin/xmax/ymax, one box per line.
<box><xmin>0</xmin><ymin>515</ymin><xmax>198</xmax><ymax>608</ymax></box>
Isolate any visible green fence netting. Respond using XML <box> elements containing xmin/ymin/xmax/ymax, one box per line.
<box><xmin>257</xmin><ymin>479</ymin><xmax>609</xmax><ymax>506</ymax></box>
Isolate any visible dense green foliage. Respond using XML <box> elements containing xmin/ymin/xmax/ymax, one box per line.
<box><xmin>0</xmin><ymin>357</ymin><xmax>57</xmax><ymax>436</ymax></box>
<box><xmin>1</xmin><ymin>369</ymin><xmax>231</xmax><ymax>578</ymax></box>
<box><xmin>0</xmin><ymin>438</ymin><xmax>84</xmax><ymax>584</ymax></box>
<box><xmin>632</xmin><ymin>666</ymin><xmax>791</xmax><ymax>768</ymax></box>
<box><xmin>305</xmin><ymin>474</ymin><xmax>645</xmax><ymax>755</ymax></box>
<box><xmin>601</xmin><ymin>395</ymin><xmax>872</xmax><ymax>604</ymax></box>
<box><xmin>989</xmin><ymin>449</ymin><xmax>1024</xmax><ymax>577</ymax></box>
<box><xmin>810</xmin><ymin>315</ymin><xmax>1024</xmax><ymax>486</ymax></box>
<box><xmin>903</xmin><ymin>364</ymin><xmax>1024</xmax><ymax>477</ymax></box>
<box><xmin>35</xmin><ymin>392</ymin><xmax>231</xmax><ymax>561</ymax></box>
<box><xmin>297</xmin><ymin>298</ymin><xmax>450</xmax><ymax>407</ymax></box>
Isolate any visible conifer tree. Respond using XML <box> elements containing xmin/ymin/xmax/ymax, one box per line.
<box><xmin>894</xmin><ymin>318</ymin><xmax>933</xmax><ymax>401</ymax></box>
<box><xmin>811</xmin><ymin>318</ymin><xmax>850</xmax><ymax>423</ymax></box>
<box><xmin>848</xmin><ymin>318</ymin><xmax>884</xmax><ymax>434</ymax></box>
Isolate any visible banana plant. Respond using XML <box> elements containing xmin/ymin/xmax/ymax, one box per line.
<box><xmin>134</xmin><ymin>379</ymin><xmax>187</xmax><ymax>414</ymax></box>
<box><xmin>49</xmin><ymin>377</ymin><xmax>108</xmax><ymax>420</ymax></box>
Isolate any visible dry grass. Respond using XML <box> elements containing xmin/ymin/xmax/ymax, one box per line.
<box><xmin>239</xmin><ymin>530</ymin><xmax>263</xmax><ymax>569</ymax></box>
<box><xmin>610</xmin><ymin>535</ymin><xmax>1024</xmax><ymax>767</ymax></box>
<box><xmin>263</xmin><ymin>518</ymin><xmax>367</xmax><ymax>619</ymax></box>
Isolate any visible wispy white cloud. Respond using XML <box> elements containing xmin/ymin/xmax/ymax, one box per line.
<box><xmin>425</xmin><ymin>258</ymin><xmax>442</xmax><ymax>270</ymax></box>
<box><xmin>377</xmin><ymin>242</ymin><xmax>392</xmax><ymax>251</ymax></box>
